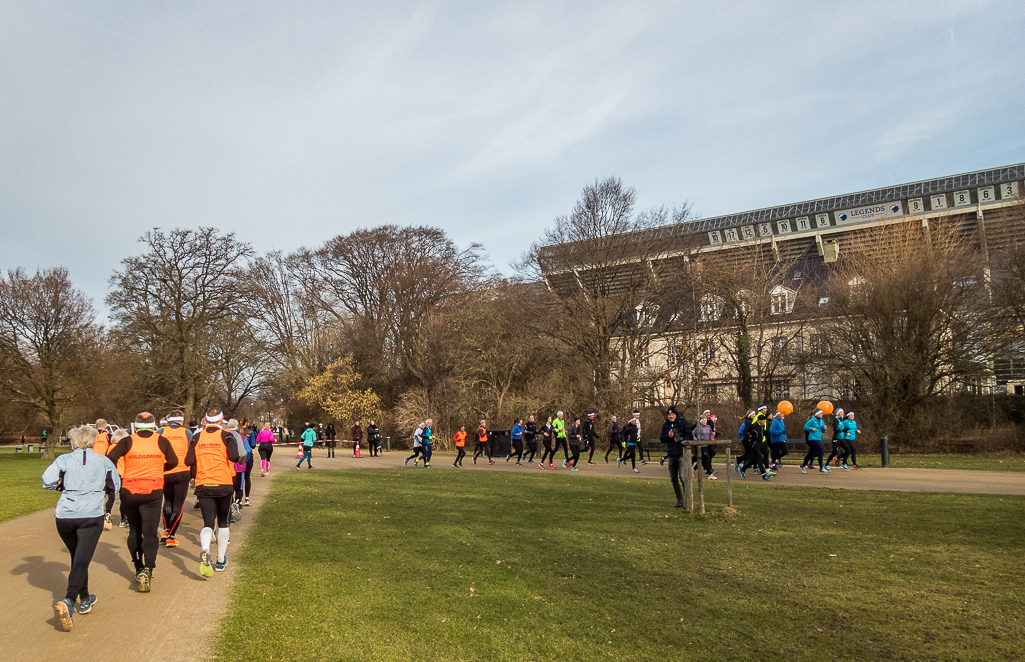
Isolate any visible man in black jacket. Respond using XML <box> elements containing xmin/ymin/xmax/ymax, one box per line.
<box><xmin>584</xmin><ymin>412</ymin><xmax>598</xmax><ymax>464</ymax></box>
<box><xmin>523</xmin><ymin>416</ymin><xmax>537</xmax><ymax>463</ymax></box>
<box><xmin>605</xmin><ymin>415</ymin><xmax>622</xmax><ymax>463</ymax></box>
<box><xmin>660</xmin><ymin>405</ymin><xmax>694</xmax><ymax>508</ymax></box>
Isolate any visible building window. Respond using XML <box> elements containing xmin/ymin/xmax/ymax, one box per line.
<box><xmin>700</xmin><ymin>295</ymin><xmax>724</xmax><ymax>322</ymax></box>
<box><xmin>770</xmin><ymin>337</ymin><xmax>790</xmax><ymax>361</ymax></box>
<box><xmin>818</xmin><ymin>296</ymin><xmax>830</xmax><ymax>306</ymax></box>
<box><xmin>767</xmin><ymin>380</ymin><xmax>792</xmax><ymax>400</ymax></box>
<box><xmin>667</xmin><ymin>344</ymin><xmax>686</xmax><ymax>368</ymax></box>
<box><xmin>770</xmin><ymin>285</ymin><xmax>796</xmax><ymax>315</ymax></box>
<box><xmin>809</xmin><ymin>334</ymin><xmax>825</xmax><ymax>355</ymax></box>
<box><xmin>699</xmin><ymin>340</ymin><xmax>716</xmax><ymax>364</ymax></box>
<box><xmin>702</xmin><ymin>384</ymin><xmax>718</xmax><ymax>400</ymax></box>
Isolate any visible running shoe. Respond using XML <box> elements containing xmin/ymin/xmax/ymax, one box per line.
<box><xmin>549</xmin><ymin>463</ymin><xmax>555</xmax><ymax>468</ymax></box>
<box><xmin>194</xmin><ymin>500</ymin><xmax>201</xmax><ymax>508</ymax></box>
<box><xmin>853</xmin><ymin>465</ymin><xmax>862</xmax><ymax>470</ymax></box>
<box><xmin>244</xmin><ymin>498</ymin><xmax>252</xmax><ymax>506</ymax></box>
<box><xmin>841</xmin><ymin>464</ymin><xmax>850</xmax><ymax>471</ymax></box>
<box><xmin>767</xmin><ymin>469</ymin><xmax>778</xmax><ymax>476</ymax></box>
<box><xmin>189</xmin><ymin>479</ymin><xmax>195</xmax><ymax>488</ymax></box>
<box><xmin>660</xmin><ymin>457</ymin><xmax>666</xmax><ymax>466</ymax></box>
<box><xmin>160</xmin><ymin>530</ymin><xmax>169</xmax><ymax>542</ymax></box>
<box><xmin>711</xmin><ymin>469</ymin><xmax>717</xmax><ymax>475</ymax></box>
<box><xmin>214</xmin><ymin>557</ymin><xmax>228</xmax><ymax>572</ymax></box>
<box><xmin>136</xmin><ymin>569</ymin><xmax>151</xmax><ymax>593</ymax></box>
<box><xmin>707</xmin><ymin>474</ymin><xmax>718</xmax><ymax>480</ymax></box>
<box><xmin>633</xmin><ymin>468</ymin><xmax>639</xmax><ymax>473</ymax></box>
<box><xmin>505</xmin><ymin>454</ymin><xmax>511</xmax><ymax>462</ymax></box>
<box><xmin>762</xmin><ymin>474</ymin><xmax>771</xmax><ymax>481</ymax></box>
<box><xmin>103</xmin><ymin>513</ymin><xmax>112</xmax><ymax>531</ymax></box>
<box><xmin>426</xmin><ymin>463</ymin><xmax>432</xmax><ymax>469</ymax></box>
<box><xmin>165</xmin><ymin>536</ymin><xmax>179</xmax><ymax>547</ymax></box>
<box><xmin>308</xmin><ymin>465</ymin><xmax>314</xmax><ymax>469</ymax></box>
<box><xmin>605</xmin><ymin>457</ymin><xmax>609</xmax><ymax>464</ymax></box>
<box><xmin>473</xmin><ymin>456</ymin><xmax>477</xmax><ymax>465</ymax></box>
<box><xmin>404</xmin><ymin>457</ymin><xmax>410</xmax><ymax>465</ymax></box>
<box><xmin>587</xmin><ymin>461</ymin><xmax>596</xmax><ymax>465</ymax></box>
<box><xmin>200</xmin><ymin>551</ymin><xmax>214</xmax><ymax>577</ymax></box>
<box><xmin>78</xmin><ymin>594</ymin><xmax>97</xmax><ymax>614</ymax></box>
<box><xmin>562</xmin><ymin>460</ymin><xmax>567</xmax><ymax>468</ymax></box>
<box><xmin>488</xmin><ymin>460</ymin><xmax>495</xmax><ymax>465</ymax></box>
<box><xmin>453</xmin><ymin>463</ymin><xmax>459</xmax><ymax>468</ymax></box>
<box><xmin>515</xmin><ymin>462</ymin><xmax>522</xmax><ymax>466</ymax></box>
<box><xmin>734</xmin><ymin>462</ymin><xmax>740</xmax><ymax>472</ymax></box>
<box><xmin>229</xmin><ymin>502</ymin><xmax>242</xmax><ymax>524</ymax></box>
<box><xmin>819</xmin><ymin>467</ymin><xmax>830</xmax><ymax>474</ymax></box>
<box><xmin>571</xmin><ymin>467</ymin><xmax>579</xmax><ymax>471</ymax></box>
<box><xmin>55</xmin><ymin>598</ymin><xmax>74</xmax><ymax>631</ymax></box>
<box><xmin>640</xmin><ymin>460</ymin><xmax>648</xmax><ymax>465</ymax></box>
<box><xmin>617</xmin><ymin>458</ymin><xmax>622</xmax><ymax>467</ymax></box>
<box><xmin>413</xmin><ymin>459</ymin><xmax>418</xmax><ymax>467</ymax></box>
<box><xmin>800</xmin><ymin>465</ymin><xmax>807</xmax><ymax>474</ymax></box>
<box><xmin>739</xmin><ymin>468</ymin><xmax>746</xmax><ymax>479</ymax></box>
<box><xmin>119</xmin><ymin>518</ymin><xmax>129</xmax><ymax>528</ymax></box>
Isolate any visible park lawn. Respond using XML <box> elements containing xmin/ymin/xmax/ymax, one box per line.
<box><xmin>216</xmin><ymin>469</ymin><xmax>1024</xmax><ymax>662</ymax></box>
<box><xmin>768</xmin><ymin>452</ymin><xmax>1025</xmax><ymax>471</ymax></box>
<box><xmin>0</xmin><ymin>451</ymin><xmax>67</xmax><ymax>522</ymax></box>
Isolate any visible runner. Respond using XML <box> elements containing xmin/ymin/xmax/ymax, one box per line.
<box><xmin>472</xmin><ymin>420</ymin><xmax>492</xmax><ymax>465</ymax></box>
<box><xmin>538</xmin><ymin>416</ymin><xmax>555</xmax><ymax>468</ymax></box>
<box><xmin>660</xmin><ymin>405</ymin><xmax>694</xmax><ymax>507</ymax></box>
<box><xmin>405</xmin><ymin>422</ymin><xmax>425</xmax><ymax>466</ymax></box>
<box><xmin>768</xmin><ymin>410</ymin><xmax>789</xmax><ymax>471</ymax></box>
<box><xmin>523</xmin><ymin>415</ymin><xmax>537</xmax><ymax>463</ymax></box>
<box><xmin>452</xmin><ymin>425</ymin><xmax>467</xmax><ymax>467</ymax></box>
<box><xmin>295</xmin><ymin>423</ymin><xmax>316</xmax><ymax>470</ymax></box>
<box><xmin>800</xmin><ymin>409</ymin><xmax>830</xmax><ymax>474</ymax></box>
<box><xmin>508</xmin><ymin>419</ymin><xmax>524</xmax><ymax>465</ymax></box>
<box><xmin>740</xmin><ymin>411</ymin><xmax>772</xmax><ymax>480</ymax></box>
<box><xmin>605</xmin><ymin>414</ymin><xmax>622</xmax><ymax>463</ymax></box>
<box><xmin>696</xmin><ymin>416</ymin><xmax>717</xmax><ymax>479</ymax></box>
<box><xmin>256</xmin><ymin>422</ymin><xmax>275</xmax><ymax>476</ymax></box>
<box><xmin>92</xmin><ymin>419</ymin><xmax>115</xmax><ymax>530</ymax></box>
<box><xmin>552</xmin><ymin>411</ymin><xmax>569</xmax><ymax>466</ymax></box>
<box><xmin>43</xmin><ymin>425</ymin><xmax>120</xmax><ymax>632</ymax></box>
<box><xmin>110</xmin><ymin>429</ymin><xmax>130</xmax><ymax>527</ymax></box>
<box><xmin>584</xmin><ymin>412</ymin><xmax>598</xmax><ymax>464</ymax></box>
<box><xmin>159</xmin><ymin>411</ymin><xmax>192</xmax><ymax>548</ymax></box>
<box><xmin>752</xmin><ymin>405</ymin><xmax>773</xmax><ymax>475</ymax></box>
<box><xmin>106</xmin><ymin>412</ymin><xmax>179</xmax><ymax>592</ymax></box>
<box><xmin>842</xmin><ymin>411</ymin><xmax>860</xmax><ymax>469</ymax></box>
<box><xmin>367</xmin><ymin>420</ymin><xmax>381</xmax><ymax>457</ymax></box>
<box><xmin>422</xmin><ymin>419</ymin><xmax>434</xmax><ymax>468</ymax></box>
<box><xmin>227</xmin><ymin>419</ymin><xmax>249</xmax><ymax>515</ymax></box>
<box><xmin>826</xmin><ymin>408</ymin><xmax>848</xmax><ymax>468</ymax></box>
<box><xmin>632</xmin><ymin>411</ymin><xmax>648</xmax><ymax>465</ymax></box>
<box><xmin>619</xmin><ymin>412</ymin><xmax>640</xmax><ymax>472</ymax></box>
<box><xmin>186</xmin><ymin>408</ymin><xmax>240</xmax><ymax>577</ymax></box>
<box><xmin>567</xmin><ymin>416</ymin><xmax>583</xmax><ymax>471</ymax></box>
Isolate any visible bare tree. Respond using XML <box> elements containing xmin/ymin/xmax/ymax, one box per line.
<box><xmin>0</xmin><ymin>268</ymin><xmax>98</xmax><ymax>459</ymax></box>
<box><xmin>107</xmin><ymin>228</ymin><xmax>253</xmax><ymax>421</ymax></box>
<box><xmin>520</xmin><ymin>176</ymin><xmax>696</xmax><ymax>413</ymax></box>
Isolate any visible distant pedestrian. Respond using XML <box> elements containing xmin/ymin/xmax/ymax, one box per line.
<box><xmin>452</xmin><ymin>426</ymin><xmax>467</xmax><ymax>467</ymax></box>
<box><xmin>619</xmin><ymin>413</ymin><xmax>640</xmax><ymax>472</ymax></box>
<box><xmin>539</xmin><ymin>416</ymin><xmax>555</xmax><ymax>468</ymax></box>
<box><xmin>367</xmin><ymin>420</ymin><xmax>381</xmax><ymax>457</ymax></box>
<box><xmin>567</xmin><ymin>416</ymin><xmax>583</xmax><ymax>470</ymax></box>
<box><xmin>406</xmin><ymin>422</ymin><xmax>425</xmax><ymax>466</ymax></box>
<box><xmin>584</xmin><ymin>412</ymin><xmax>598</xmax><ymax>464</ymax></box>
<box><xmin>256</xmin><ymin>423</ymin><xmax>275</xmax><ymax>476</ymax></box>
<box><xmin>523</xmin><ymin>415</ymin><xmax>537</xmax><ymax>463</ymax></box>
<box><xmin>43</xmin><ymin>425</ymin><xmax>120</xmax><ymax>631</ymax></box>
<box><xmin>660</xmin><ymin>406</ymin><xmax>694</xmax><ymax>507</ymax></box>
<box><xmin>295</xmin><ymin>424</ymin><xmax>316</xmax><ymax>470</ymax></box>
<box><xmin>552</xmin><ymin>411</ymin><xmax>569</xmax><ymax>465</ymax></box>
<box><xmin>472</xmin><ymin>420</ymin><xmax>492</xmax><ymax>465</ymax></box>
<box><xmin>422</xmin><ymin>419</ymin><xmax>434</xmax><ymax>468</ymax></box>
<box><xmin>605</xmin><ymin>415</ymin><xmax>622</xmax><ymax>463</ymax></box>
<box><xmin>800</xmin><ymin>409</ymin><xmax>829</xmax><ymax>474</ymax></box>
<box><xmin>508</xmin><ymin>419</ymin><xmax>524</xmax><ymax>465</ymax></box>
<box><xmin>769</xmin><ymin>411</ymin><xmax>789</xmax><ymax>471</ymax></box>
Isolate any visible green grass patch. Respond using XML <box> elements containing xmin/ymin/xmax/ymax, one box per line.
<box><xmin>217</xmin><ymin>469</ymin><xmax>1024</xmax><ymax>661</ymax></box>
<box><xmin>0</xmin><ymin>451</ymin><xmax>68</xmax><ymax>522</ymax></box>
<box><xmin>768</xmin><ymin>452</ymin><xmax>1025</xmax><ymax>471</ymax></box>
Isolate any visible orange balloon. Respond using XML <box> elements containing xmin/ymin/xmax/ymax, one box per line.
<box><xmin>817</xmin><ymin>400</ymin><xmax>834</xmax><ymax>415</ymax></box>
<box><xmin>777</xmin><ymin>400</ymin><xmax>794</xmax><ymax>415</ymax></box>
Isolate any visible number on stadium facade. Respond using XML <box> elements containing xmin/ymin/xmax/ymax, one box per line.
<box><xmin>909</xmin><ymin>198</ymin><xmax>924</xmax><ymax>214</ymax></box>
<box><xmin>953</xmin><ymin>190</ymin><xmax>971</xmax><ymax>207</ymax></box>
<box><xmin>796</xmin><ymin>217</ymin><xmax>811</xmax><ymax>231</ymax></box>
<box><xmin>724</xmin><ymin>228</ymin><xmax>739</xmax><ymax>242</ymax></box>
<box><xmin>1002</xmin><ymin>182</ymin><xmax>1020</xmax><ymax>199</ymax></box>
<box><xmin>741</xmin><ymin>226</ymin><xmax>756</xmax><ymax>240</ymax></box>
<box><xmin>777</xmin><ymin>219</ymin><xmax>791</xmax><ymax>233</ymax></box>
<box><xmin>977</xmin><ymin>186</ymin><xmax>995</xmax><ymax>203</ymax></box>
<box><xmin>758</xmin><ymin>223</ymin><xmax>773</xmax><ymax>237</ymax></box>
<box><xmin>708</xmin><ymin>231</ymin><xmax>723</xmax><ymax>245</ymax></box>
<box><xmin>815</xmin><ymin>214</ymin><xmax>830</xmax><ymax>228</ymax></box>
<box><xmin>930</xmin><ymin>194</ymin><xmax>948</xmax><ymax>210</ymax></box>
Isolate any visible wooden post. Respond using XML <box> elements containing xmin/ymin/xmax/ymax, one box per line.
<box><xmin>696</xmin><ymin>446</ymin><xmax>705</xmax><ymax>515</ymax></box>
<box><xmin>683</xmin><ymin>445</ymin><xmax>693</xmax><ymax>514</ymax></box>
<box><xmin>725</xmin><ymin>444</ymin><xmax>733</xmax><ymax>509</ymax></box>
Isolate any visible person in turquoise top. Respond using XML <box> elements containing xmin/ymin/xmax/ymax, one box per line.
<box><xmin>295</xmin><ymin>424</ymin><xmax>317</xmax><ymax>470</ymax></box>
<box><xmin>800</xmin><ymin>409</ymin><xmax>829</xmax><ymax>474</ymax></box>
<box><xmin>421</xmin><ymin>419</ymin><xmax>433</xmax><ymax>469</ymax></box>
<box><xmin>551</xmin><ymin>411</ymin><xmax>569</xmax><ymax>466</ymax></box>
<box><xmin>841</xmin><ymin>412</ymin><xmax>860</xmax><ymax>470</ymax></box>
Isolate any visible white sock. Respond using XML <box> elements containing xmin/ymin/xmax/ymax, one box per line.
<box><xmin>200</xmin><ymin>527</ymin><xmax>213</xmax><ymax>553</ymax></box>
<box><xmin>217</xmin><ymin>527</ymin><xmax>230</xmax><ymax>562</ymax></box>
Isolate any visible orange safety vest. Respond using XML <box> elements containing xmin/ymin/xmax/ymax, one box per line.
<box><xmin>162</xmin><ymin>426</ymin><xmax>191</xmax><ymax>475</ymax></box>
<box><xmin>194</xmin><ymin>427</ymin><xmax>234</xmax><ymax>486</ymax></box>
<box><xmin>478</xmin><ymin>427</ymin><xmax>488</xmax><ymax>442</ymax></box>
<box><xmin>94</xmin><ymin>431</ymin><xmax>111</xmax><ymax>456</ymax></box>
<box><xmin>122</xmin><ymin>432</ymin><xmax>166</xmax><ymax>494</ymax></box>
<box><xmin>453</xmin><ymin>431</ymin><xmax>467</xmax><ymax>447</ymax></box>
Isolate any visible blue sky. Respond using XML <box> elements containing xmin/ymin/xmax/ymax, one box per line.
<box><xmin>2</xmin><ymin>1</ymin><xmax>1023</xmax><ymax>317</ymax></box>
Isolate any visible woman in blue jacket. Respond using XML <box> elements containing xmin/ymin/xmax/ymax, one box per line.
<box><xmin>842</xmin><ymin>412</ymin><xmax>860</xmax><ymax>470</ymax></box>
<box><xmin>800</xmin><ymin>410</ymin><xmax>830</xmax><ymax>474</ymax></box>
<box><xmin>508</xmin><ymin>419</ymin><xmax>525</xmax><ymax>465</ymax></box>
<box><xmin>769</xmin><ymin>411</ymin><xmax>789</xmax><ymax>470</ymax></box>
<box><xmin>42</xmin><ymin>425</ymin><xmax>121</xmax><ymax>631</ymax></box>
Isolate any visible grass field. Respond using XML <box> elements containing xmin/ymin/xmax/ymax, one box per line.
<box><xmin>216</xmin><ymin>469</ymin><xmax>1024</xmax><ymax>661</ymax></box>
<box><xmin>0</xmin><ymin>451</ymin><xmax>66</xmax><ymax>523</ymax></box>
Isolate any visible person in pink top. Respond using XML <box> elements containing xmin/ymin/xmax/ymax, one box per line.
<box><xmin>256</xmin><ymin>423</ymin><xmax>276</xmax><ymax>476</ymax></box>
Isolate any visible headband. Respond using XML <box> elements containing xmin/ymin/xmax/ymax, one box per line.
<box><xmin>167</xmin><ymin>416</ymin><xmax>184</xmax><ymax>423</ymax></box>
<box><xmin>205</xmin><ymin>413</ymin><xmax>224</xmax><ymax>423</ymax></box>
<box><xmin>135</xmin><ymin>423</ymin><xmax>156</xmax><ymax>430</ymax></box>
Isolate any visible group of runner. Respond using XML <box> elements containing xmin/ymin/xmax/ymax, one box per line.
<box><xmin>43</xmin><ymin>408</ymin><xmax>256</xmax><ymax>632</ymax></box>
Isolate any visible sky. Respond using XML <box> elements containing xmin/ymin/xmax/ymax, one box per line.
<box><xmin>2</xmin><ymin>1</ymin><xmax>1024</xmax><ymax>319</ymax></box>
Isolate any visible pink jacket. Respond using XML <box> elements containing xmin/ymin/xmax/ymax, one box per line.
<box><xmin>256</xmin><ymin>429</ymin><xmax>276</xmax><ymax>444</ymax></box>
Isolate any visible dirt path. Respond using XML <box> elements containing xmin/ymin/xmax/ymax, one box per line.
<box><xmin>0</xmin><ymin>467</ymin><xmax>275</xmax><ymax>662</ymax></box>
<box><xmin>3</xmin><ymin>448</ymin><xmax>1021</xmax><ymax>661</ymax></box>
<box><xmin>307</xmin><ymin>448</ymin><xmax>1025</xmax><ymax>495</ymax></box>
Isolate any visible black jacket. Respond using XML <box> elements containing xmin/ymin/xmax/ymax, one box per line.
<box><xmin>583</xmin><ymin>419</ymin><xmax>596</xmax><ymax>441</ymax></box>
<box><xmin>609</xmin><ymin>421</ymin><xmax>621</xmax><ymax>443</ymax></box>
<box><xmin>660</xmin><ymin>415</ymin><xmax>693</xmax><ymax>458</ymax></box>
<box><xmin>524</xmin><ymin>421</ymin><xmax>536</xmax><ymax>440</ymax></box>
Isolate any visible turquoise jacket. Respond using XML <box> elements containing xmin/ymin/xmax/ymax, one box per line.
<box><xmin>769</xmin><ymin>418</ymin><xmax>787</xmax><ymax>444</ymax></box>
<box><xmin>301</xmin><ymin>427</ymin><xmax>318</xmax><ymax>447</ymax></box>
<box><xmin>840</xmin><ymin>419</ymin><xmax>858</xmax><ymax>441</ymax></box>
<box><xmin>803</xmin><ymin>416</ymin><xmax>826</xmax><ymax>441</ymax></box>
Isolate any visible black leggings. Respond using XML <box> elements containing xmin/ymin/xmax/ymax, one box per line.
<box><xmin>406</xmin><ymin>447</ymin><xmax>422</xmax><ymax>463</ymax></box>
<box><xmin>56</xmin><ymin>516</ymin><xmax>104</xmax><ymax>602</ymax></box>
<box><xmin>524</xmin><ymin>438</ymin><xmax>536</xmax><ymax>462</ymax></box>
<box><xmin>121</xmin><ymin>490</ymin><xmax>163</xmax><ymax>571</ymax></box>
<box><xmin>802</xmin><ymin>440</ymin><xmax>825</xmax><ymax>468</ymax></box>
<box><xmin>587</xmin><ymin>438</ymin><xmax>597</xmax><ymax>462</ymax></box>
<box><xmin>847</xmin><ymin>440</ymin><xmax>858</xmax><ymax>466</ymax></box>
<box><xmin>511</xmin><ymin>438</ymin><xmax>523</xmax><ymax>461</ymax></box>
<box><xmin>569</xmin><ymin>444</ymin><xmax>581</xmax><ymax>467</ymax></box>
<box><xmin>162</xmin><ymin>472</ymin><xmax>191</xmax><ymax>536</ymax></box>
<box><xmin>540</xmin><ymin>439</ymin><xmax>554</xmax><ymax>463</ymax></box>
<box><xmin>700</xmin><ymin>445</ymin><xmax>716</xmax><ymax>474</ymax></box>
<box><xmin>622</xmin><ymin>444</ymin><xmax>637</xmax><ymax>469</ymax></box>
<box><xmin>741</xmin><ymin>441</ymin><xmax>767</xmax><ymax>473</ymax></box>
<box><xmin>472</xmin><ymin>442</ymin><xmax>491</xmax><ymax>461</ymax></box>
<box><xmin>233</xmin><ymin>471</ymin><xmax>245</xmax><ymax>503</ymax></box>
<box><xmin>258</xmin><ymin>443</ymin><xmax>274</xmax><ymax>461</ymax></box>
<box><xmin>668</xmin><ymin>456</ymin><xmax>684</xmax><ymax>502</ymax></box>
<box><xmin>244</xmin><ymin>456</ymin><xmax>253</xmax><ymax>495</ymax></box>
<box><xmin>605</xmin><ymin>439</ymin><xmax>622</xmax><ymax>461</ymax></box>
<box><xmin>199</xmin><ymin>494</ymin><xmax>232</xmax><ymax>529</ymax></box>
<box><xmin>454</xmin><ymin>447</ymin><xmax>466</xmax><ymax>465</ymax></box>
<box><xmin>104</xmin><ymin>492</ymin><xmax>115</xmax><ymax>516</ymax></box>
<box><xmin>770</xmin><ymin>442</ymin><xmax>789</xmax><ymax>464</ymax></box>
<box><xmin>553</xmin><ymin>438</ymin><xmax>569</xmax><ymax>461</ymax></box>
